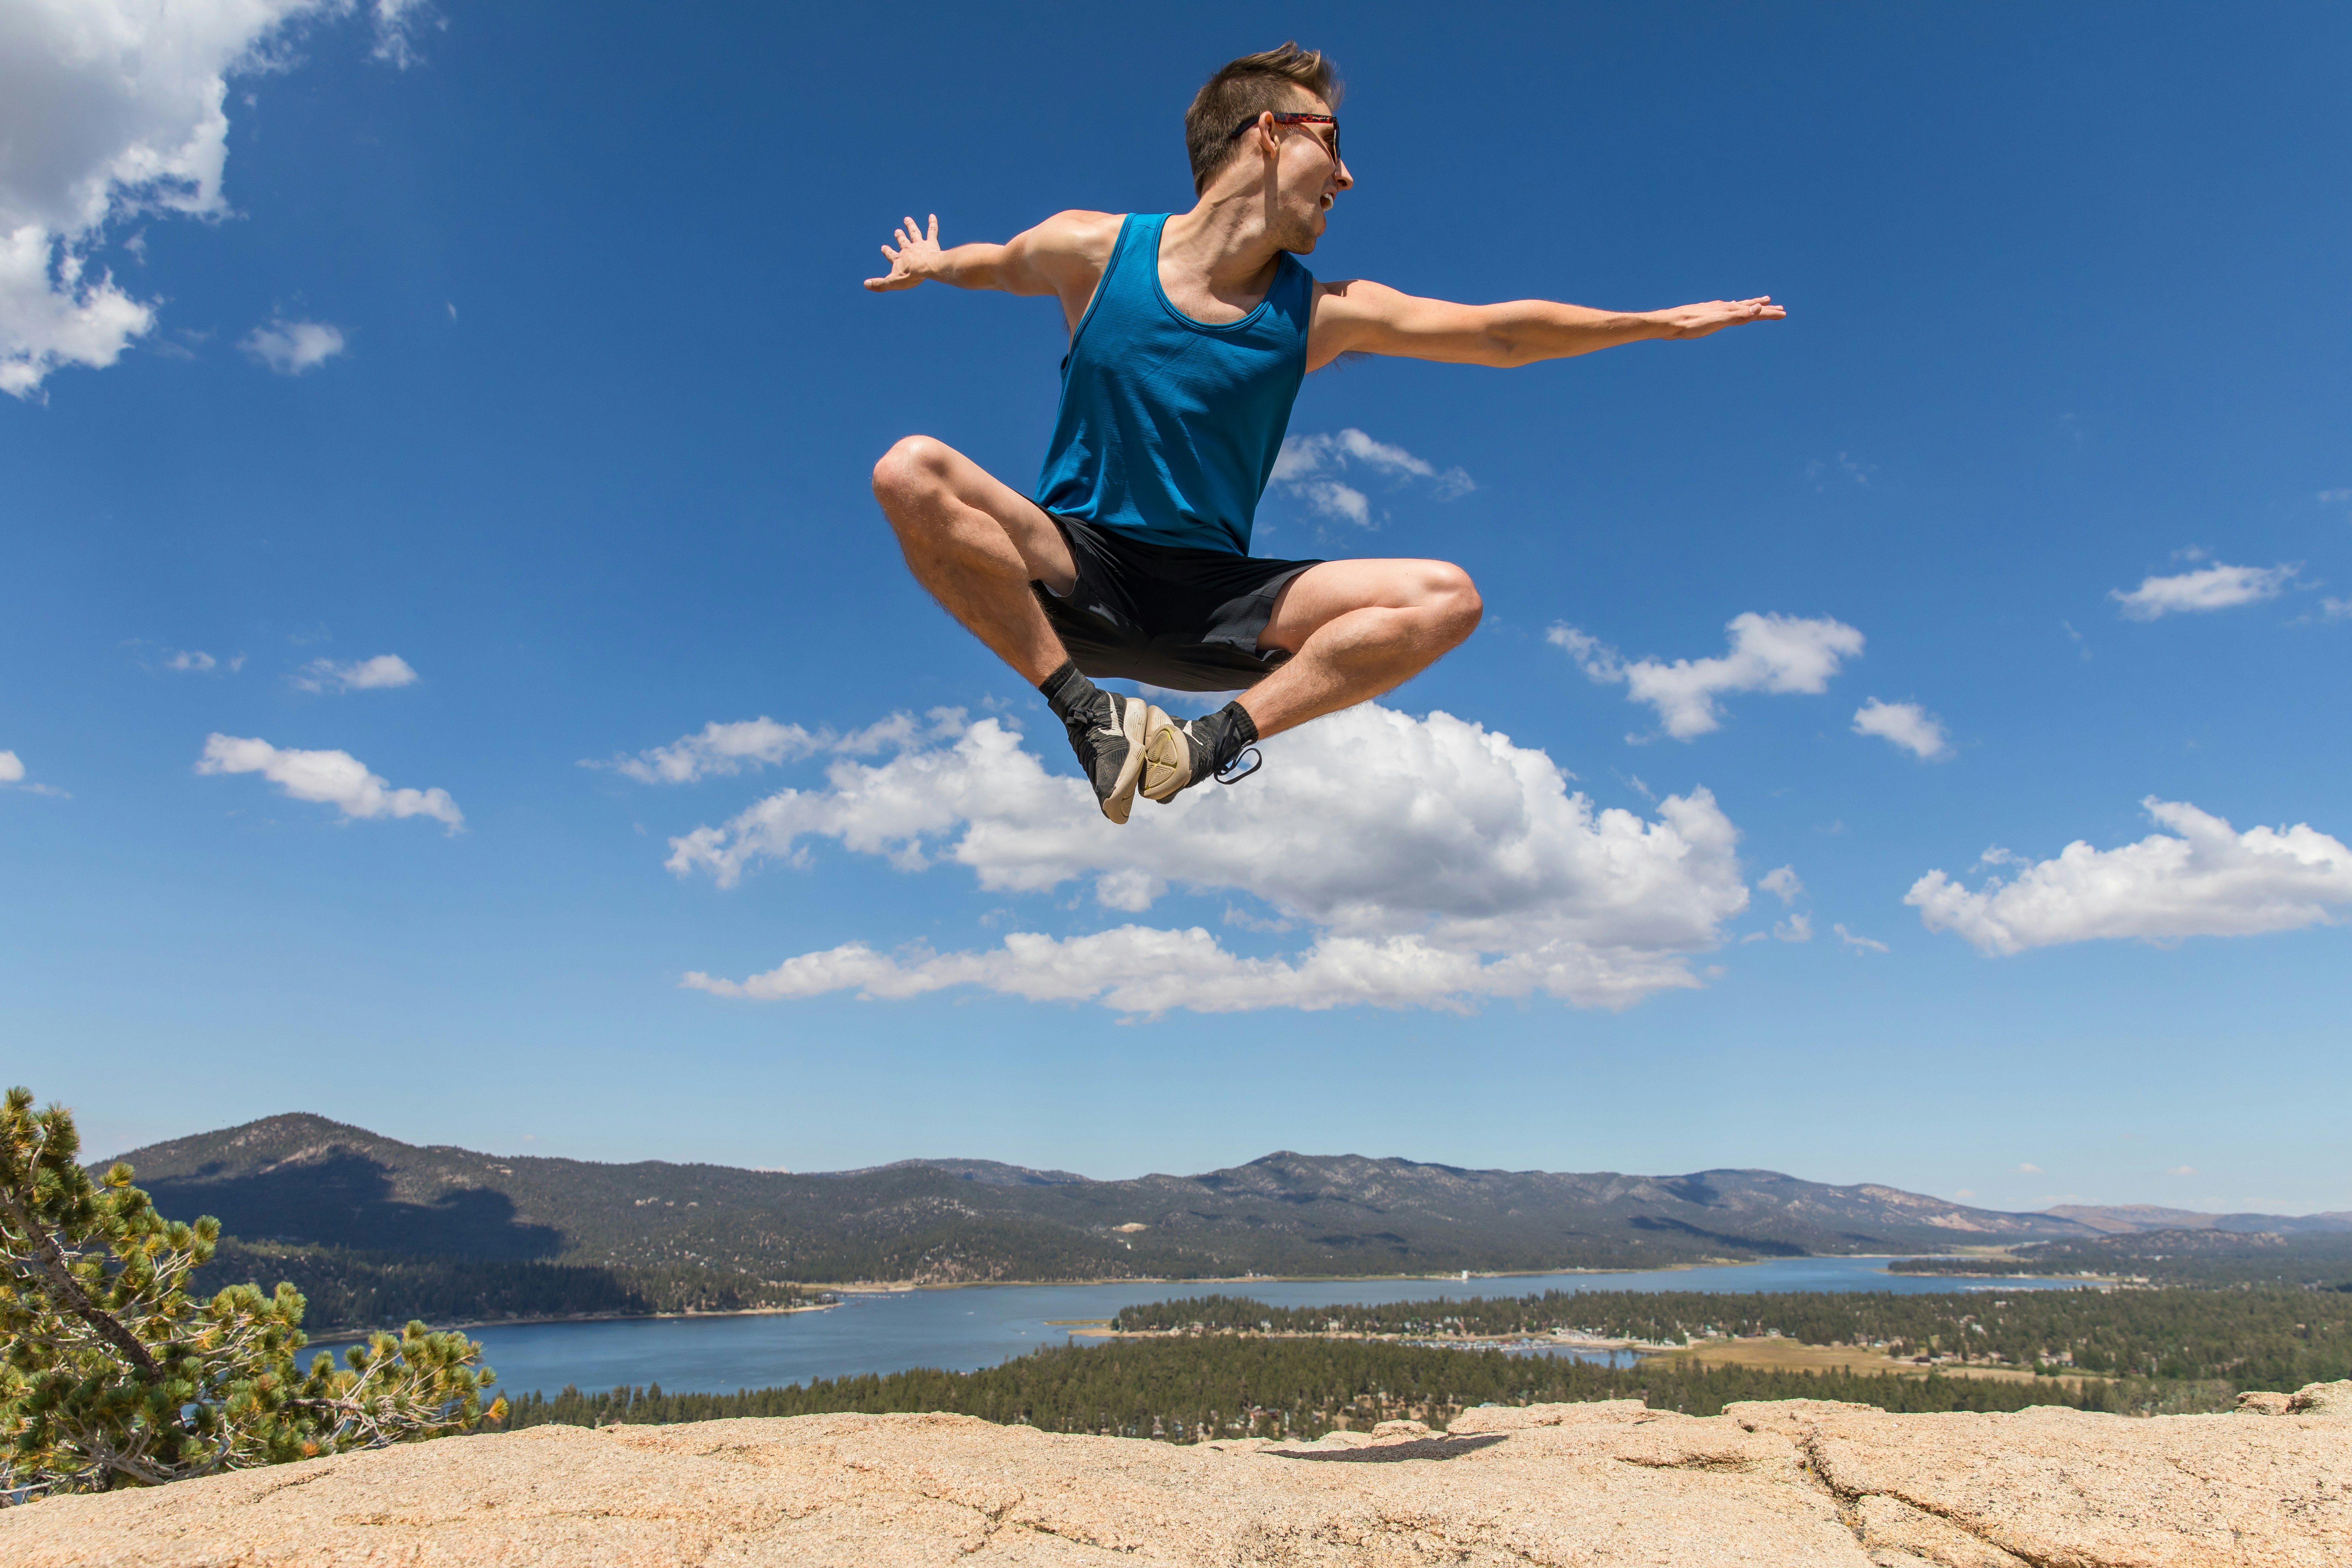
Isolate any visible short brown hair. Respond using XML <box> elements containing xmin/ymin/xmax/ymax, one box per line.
<box><xmin>1184</xmin><ymin>43</ymin><xmax>1343</xmax><ymax>195</ymax></box>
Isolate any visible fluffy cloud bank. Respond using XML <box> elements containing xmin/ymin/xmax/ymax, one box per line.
<box><xmin>2111</xmin><ymin>562</ymin><xmax>2296</xmax><ymax>620</ymax></box>
<box><xmin>0</xmin><ymin>1</ymin><xmax>415</xmax><ymax>395</ymax></box>
<box><xmin>670</xmin><ymin>705</ymin><xmax>1754</xmax><ymax>1014</ymax></box>
<box><xmin>1268</xmin><ymin>428</ymin><xmax>1471</xmax><ymax>528</ymax></box>
<box><xmin>197</xmin><ymin>733</ymin><xmax>461</xmax><ymax>830</ymax></box>
<box><xmin>1852</xmin><ymin>698</ymin><xmax>1951</xmax><ymax>760</ymax></box>
<box><xmin>1551</xmin><ymin>613</ymin><xmax>1864</xmax><ymax>739</ymax></box>
<box><xmin>1907</xmin><ymin>798</ymin><xmax>2352</xmax><ymax>955</ymax></box>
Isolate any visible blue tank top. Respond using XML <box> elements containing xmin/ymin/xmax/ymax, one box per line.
<box><xmin>1034</xmin><ymin>213</ymin><xmax>1314</xmax><ymax>556</ymax></box>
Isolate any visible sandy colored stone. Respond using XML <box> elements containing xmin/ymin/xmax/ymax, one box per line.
<box><xmin>2</xmin><ymin>1385</ymin><xmax>2347</xmax><ymax>1567</ymax></box>
<box><xmin>1788</xmin><ymin>1387</ymin><xmax>2352</xmax><ymax>1568</ymax></box>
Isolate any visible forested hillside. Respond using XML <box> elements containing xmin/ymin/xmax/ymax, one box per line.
<box><xmin>1889</xmin><ymin>1228</ymin><xmax>2352</xmax><ymax>1287</ymax></box>
<box><xmin>109</xmin><ymin>1113</ymin><xmax>2111</xmax><ymax>1287</ymax></box>
<box><xmin>193</xmin><ymin>1241</ymin><xmax>815</xmax><ymax>1333</ymax></box>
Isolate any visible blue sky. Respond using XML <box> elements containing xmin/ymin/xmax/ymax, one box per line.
<box><xmin>5</xmin><ymin>2</ymin><xmax>2348</xmax><ymax>1214</ymax></box>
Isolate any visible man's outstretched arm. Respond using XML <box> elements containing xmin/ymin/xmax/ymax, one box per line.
<box><xmin>863</xmin><ymin>211</ymin><xmax>1121</xmax><ymax>317</ymax></box>
<box><xmin>1306</xmin><ymin>278</ymin><xmax>1784</xmax><ymax>372</ymax></box>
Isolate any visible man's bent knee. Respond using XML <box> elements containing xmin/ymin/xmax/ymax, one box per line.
<box><xmin>871</xmin><ymin>434</ymin><xmax>955</xmax><ymax>512</ymax></box>
<box><xmin>1425</xmin><ymin>562</ymin><xmax>1483</xmax><ymax>645</ymax></box>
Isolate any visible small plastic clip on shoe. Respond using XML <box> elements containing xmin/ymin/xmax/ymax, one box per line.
<box><xmin>1214</xmin><ymin>746</ymin><xmax>1262</xmax><ymax>785</ymax></box>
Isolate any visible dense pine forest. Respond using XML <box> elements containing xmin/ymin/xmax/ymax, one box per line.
<box><xmin>194</xmin><ymin>1240</ymin><xmax>814</xmax><ymax>1332</ymax></box>
<box><xmin>1888</xmin><ymin>1230</ymin><xmax>2352</xmax><ymax>1288</ymax></box>
<box><xmin>1110</xmin><ymin>1287</ymin><xmax>2352</xmax><ymax>1388</ymax></box>
<box><xmin>496</xmin><ymin>1335</ymin><xmax>2234</xmax><ymax>1442</ymax></box>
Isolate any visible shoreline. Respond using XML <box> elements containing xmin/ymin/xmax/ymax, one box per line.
<box><xmin>302</xmin><ymin>1299</ymin><xmax>836</xmax><ymax>1348</ymax></box>
<box><xmin>302</xmin><ymin>1255</ymin><xmax>2102</xmax><ymax>1345</ymax></box>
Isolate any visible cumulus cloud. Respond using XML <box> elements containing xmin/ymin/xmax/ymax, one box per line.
<box><xmin>0</xmin><ymin>0</ymin><xmax>331</xmax><ymax>395</ymax></box>
<box><xmin>0</xmin><ymin>2</ymin><xmax>423</xmax><ymax>396</ymax></box>
<box><xmin>294</xmin><ymin>653</ymin><xmax>417</xmax><ymax>692</ymax></box>
<box><xmin>241</xmin><ymin>318</ymin><xmax>346</xmax><ymax>375</ymax></box>
<box><xmin>0</xmin><ymin>751</ymin><xmax>22</xmax><ymax>783</ymax></box>
<box><xmin>196</xmin><ymin>733</ymin><xmax>461</xmax><ymax>830</ymax></box>
<box><xmin>592</xmin><ymin>710</ymin><xmax>959</xmax><ymax>785</ymax></box>
<box><xmin>1852</xmin><ymin>698</ymin><xmax>1951</xmax><ymax>760</ymax></box>
<box><xmin>1907</xmin><ymin>798</ymin><xmax>2352</xmax><ymax>956</ymax></box>
<box><xmin>2018</xmin><ymin>1163</ymin><xmax>2044</xmax><ymax>1175</ymax></box>
<box><xmin>2111</xmin><ymin>562</ymin><xmax>2297</xmax><ymax>620</ymax></box>
<box><xmin>1270</xmin><ymin>428</ymin><xmax>1472</xmax><ymax>528</ymax></box>
<box><xmin>1551</xmin><ymin>613</ymin><xmax>1865</xmax><ymax>740</ymax></box>
<box><xmin>670</xmin><ymin>704</ymin><xmax>1752</xmax><ymax>1015</ymax></box>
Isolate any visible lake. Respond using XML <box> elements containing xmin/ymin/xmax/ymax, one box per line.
<box><xmin>394</xmin><ymin>1256</ymin><xmax>2087</xmax><ymax>1399</ymax></box>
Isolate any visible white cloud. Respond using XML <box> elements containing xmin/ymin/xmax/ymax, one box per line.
<box><xmin>592</xmin><ymin>710</ymin><xmax>959</xmax><ymax>785</ymax></box>
<box><xmin>0</xmin><ymin>751</ymin><xmax>22</xmax><ymax>783</ymax></box>
<box><xmin>2018</xmin><ymin>1163</ymin><xmax>2043</xmax><ymax>1175</ymax></box>
<box><xmin>1954</xmin><ymin>1188</ymin><xmax>1976</xmax><ymax>1201</ymax></box>
<box><xmin>294</xmin><ymin>653</ymin><xmax>418</xmax><ymax>692</ymax></box>
<box><xmin>196</xmin><ymin>733</ymin><xmax>461</xmax><ymax>830</ymax></box>
<box><xmin>1759</xmin><ymin>865</ymin><xmax>1803</xmax><ymax>903</ymax></box>
<box><xmin>241</xmin><ymin>317</ymin><xmax>345</xmax><ymax>375</ymax></box>
<box><xmin>1852</xmin><ymin>698</ymin><xmax>1951</xmax><ymax>760</ymax></box>
<box><xmin>0</xmin><ymin>0</ymin><xmax>333</xmax><ymax>396</ymax></box>
<box><xmin>2318</xmin><ymin>488</ymin><xmax>2349</xmax><ymax>506</ymax></box>
<box><xmin>1551</xmin><ymin>613</ymin><xmax>1865</xmax><ymax>740</ymax></box>
<box><xmin>2322</xmin><ymin>598</ymin><xmax>2351</xmax><ymax>622</ymax></box>
<box><xmin>670</xmin><ymin>704</ymin><xmax>1752</xmax><ymax>1015</ymax></box>
<box><xmin>1269</xmin><ymin>428</ymin><xmax>1472</xmax><ymax>527</ymax></box>
<box><xmin>1834</xmin><ymin>923</ymin><xmax>1888</xmax><ymax>953</ymax></box>
<box><xmin>2110</xmin><ymin>562</ymin><xmax>2296</xmax><ymax>620</ymax></box>
<box><xmin>1773</xmin><ymin>911</ymin><xmax>1814</xmax><ymax>944</ymax></box>
<box><xmin>2167</xmin><ymin>1165</ymin><xmax>2197</xmax><ymax>1176</ymax></box>
<box><xmin>370</xmin><ymin>0</ymin><xmax>438</xmax><ymax>67</ymax></box>
<box><xmin>1907</xmin><ymin>798</ymin><xmax>2352</xmax><ymax>956</ymax></box>
<box><xmin>166</xmin><ymin>649</ymin><xmax>217</xmax><ymax>672</ymax></box>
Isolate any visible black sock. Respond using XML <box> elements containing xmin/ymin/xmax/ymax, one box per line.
<box><xmin>1200</xmin><ymin>701</ymin><xmax>1258</xmax><ymax>773</ymax></box>
<box><xmin>1038</xmin><ymin>660</ymin><xmax>1104</xmax><ymax>733</ymax></box>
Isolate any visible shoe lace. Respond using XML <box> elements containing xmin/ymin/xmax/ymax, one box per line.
<box><xmin>1214</xmin><ymin>746</ymin><xmax>1262</xmax><ymax>785</ymax></box>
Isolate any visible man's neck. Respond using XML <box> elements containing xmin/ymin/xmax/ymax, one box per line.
<box><xmin>1159</xmin><ymin>186</ymin><xmax>1288</xmax><ymax>307</ymax></box>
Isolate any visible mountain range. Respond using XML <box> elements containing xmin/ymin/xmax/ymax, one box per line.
<box><xmin>96</xmin><ymin>1113</ymin><xmax>2183</xmax><ymax>1284</ymax></box>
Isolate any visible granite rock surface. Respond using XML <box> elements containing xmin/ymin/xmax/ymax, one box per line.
<box><xmin>4</xmin><ymin>1382</ymin><xmax>2346</xmax><ymax>1566</ymax></box>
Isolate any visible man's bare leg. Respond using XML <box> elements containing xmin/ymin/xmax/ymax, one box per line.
<box><xmin>873</xmin><ymin>433</ymin><xmax>1175</xmax><ymax>823</ymax></box>
<box><xmin>869</xmin><ymin>434</ymin><xmax>1077</xmax><ymax>683</ymax></box>
<box><xmin>1240</xmin><ymin>558</ymin><xmax>1483</xmax><ymax>737</ymax></box>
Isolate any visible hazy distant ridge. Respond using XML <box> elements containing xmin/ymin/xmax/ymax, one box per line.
<box><xmin>107</xmin><ymin>1113</ymin><xmax>2133</xmax><ymax>1284</ymax></box>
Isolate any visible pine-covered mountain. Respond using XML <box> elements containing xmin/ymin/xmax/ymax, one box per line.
<box><xmin>110</xmin><ymin>1113</ymin><xmax>2122</xmax><ymax>1284</ymax></box>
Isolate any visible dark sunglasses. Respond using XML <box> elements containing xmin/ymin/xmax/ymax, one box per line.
<box><xmin>1227</xmin><ymin>111</ymin><xmax>1341</xmax><ymax>165</ymax></box>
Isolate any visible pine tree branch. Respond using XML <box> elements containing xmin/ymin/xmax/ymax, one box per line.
<box><xmin>0</xmin><ymin>1182</ymin><xmax>164</xmax><ymax>1382</ymax></box>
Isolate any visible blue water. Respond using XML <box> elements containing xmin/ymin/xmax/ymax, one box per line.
<box><xmin>372</xmin><ymin>1256</ymin><xmax>2084</xmax><ymax>1399</ymax></box>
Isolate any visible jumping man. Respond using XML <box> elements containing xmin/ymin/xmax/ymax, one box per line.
<box><xmin>867</xmin><ymin>43</ymin><xmax>1784</xmax><ymax>824</ymax></box>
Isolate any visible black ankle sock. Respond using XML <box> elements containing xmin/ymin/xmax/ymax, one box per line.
<box><xmin>1037</xmin><ymin>661</ymin><xmax>1101</xmax><ymax>727</ymax></box>
<box><xmin>1201</xmin><ymin>701</ymin><xmax>1258</xmax><ymax>773</ymax></box>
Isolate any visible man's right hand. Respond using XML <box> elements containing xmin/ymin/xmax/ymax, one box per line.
<box><xmin>865</xmin><ymin>214</ymin><xmax>943</xmax><ymax>291</ymax></box>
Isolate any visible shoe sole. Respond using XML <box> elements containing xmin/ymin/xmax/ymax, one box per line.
<box><xmin>1141</xmin><ymin>712</ymin><xmax>1194</xmax><ymax>804</ymax></box>
<box><xmin>1098</xmin><ymin>699</ymin><xmax>1152</xmax><ymax>825</ymax></box>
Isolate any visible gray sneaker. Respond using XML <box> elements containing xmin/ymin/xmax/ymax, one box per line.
<box><xmin>1064</xmin><ymin>691</ymin><xmax>1158</xmax><ymax>824</ymax></box>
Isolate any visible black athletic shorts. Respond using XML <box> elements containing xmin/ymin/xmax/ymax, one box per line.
<box><xmin>1030</xmin><ymin>513</ymin><xmax>1323</xmax><ymax>693</ymax></box>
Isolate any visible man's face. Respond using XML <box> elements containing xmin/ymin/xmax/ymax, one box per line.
<box><xmin>1263</xmin><ymin>95</ymin><xmax>1352</xmax><ymax>253</ymax></box>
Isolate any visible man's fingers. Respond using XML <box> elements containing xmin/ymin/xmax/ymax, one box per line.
<box><xmin>926</xmin><ymin>214</ymin><xmax>939</xmax><ymax>241</ymax></box>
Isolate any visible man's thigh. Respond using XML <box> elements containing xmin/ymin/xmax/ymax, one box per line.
<box><xmin>1257</xmin><ymin>558</ymin><xmax>1468</xmax><ymax>653</ymax></box>
<box><xmin>903</xmin><ymin>437</ymin><xmax>1077</xmax><ymax>592</ymax></box>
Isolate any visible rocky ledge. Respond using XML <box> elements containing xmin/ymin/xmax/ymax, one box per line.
<box><xmin>4</xmin><ymin>1382</ymin><xmax>2347</xmax><ymax>1566</ymax></box>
